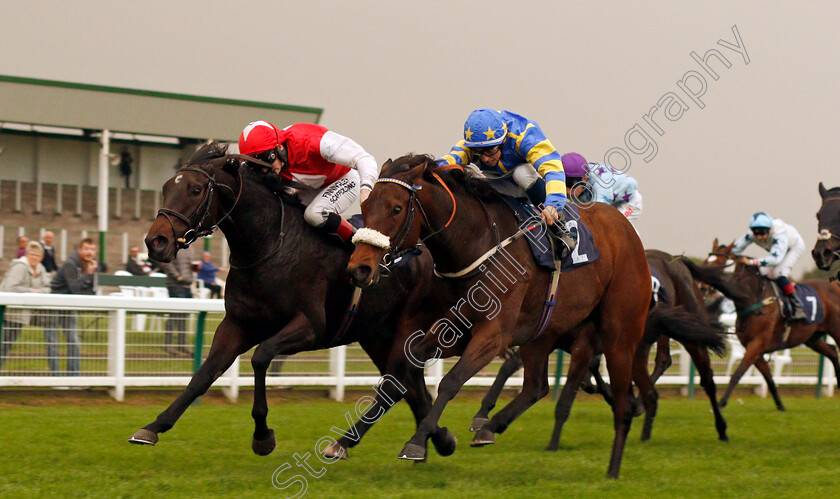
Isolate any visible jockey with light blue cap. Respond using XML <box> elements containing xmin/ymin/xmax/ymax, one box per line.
<box><xmin>733</xmin><ymin>212</ymin><xmax>807</xmax><ymax>320</ymax></box>
<box><xmin>437</xmin><ymin>109</ymin><xmax>576</xmax><ymax>258</ymax></box>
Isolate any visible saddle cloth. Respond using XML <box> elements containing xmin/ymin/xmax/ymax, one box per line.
<box><xmin>774</xmin><ymin>282</ymin><xmax>824</xmax><ymax>323</ymax></box>
<box><xmin>499</xmin><ymin>197</ymin><xmax>600</xmax><ymax>273</ymax></box>
<box><xmin>649</xmin><ymin>264</ymin><xmax>668</xmax><ymax>305</ymax></box>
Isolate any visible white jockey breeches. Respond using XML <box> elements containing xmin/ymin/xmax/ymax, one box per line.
<box><xmin>759</xmin><ymin>236</ymin><xmax>805</xmax><ymax>279</ymax></box>
<box><xmin>299</xmin><ymin>169</ymin><xmax>360</xmax><ymax>227</ymax></box>
<box><xmin>613</xmin><ymin>190</ymin><xmax>643</xmax><ymax>236</ymax></box>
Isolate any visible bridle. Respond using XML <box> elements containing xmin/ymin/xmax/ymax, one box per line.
<box><xmin>156</xmin><ymin>165</ymin><xmax>242</xmax><ymax>250</ymax></box>
<box><xmin>816</xmin><ymin>197</ymin><xmax>840</xmax><ymax>281</ymax></box>
<box><xmin>154</xmin><ymin>154</ymin><xmax>286</xmax><ymax>270</ymax></box>
<box><xmin>363</xmin><ymin>166</ymin><xmax>460</xmax><ymax>269</ymax></box>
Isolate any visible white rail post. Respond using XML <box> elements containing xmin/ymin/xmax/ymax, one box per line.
<box><xmin>427</xmin><ymin>359</ymin><xmax>444</xmax><ymax>399</ymax></box>
<box><xmin>0</xmin><ymin>226</ymin><xmax>4</xmax><ymax>260</ymax></box>
<box><xmin>122</xmin><ymin>232</ymin><xmax>129</xmax><ymax>265</ymax></box>
<box><xmin>35</xmin><ymin>181</ymin><xmax>42</xmax><ymax>214</ymax></box>
<box><xmin>108</xmin><ymin>309</ymin><xmax>127</xmax><ymax>401</ymax></box>
<box><xmin>75</xmin><ymin>184</ymin><xmax>83</xmax><ymax>217</ymax></box>
<box><xmin>329</xmin><ymin>345</ymin><xmax>347</xmax><ymax>402</ymax></box>
<box><xmin>14</xmin><ymin>180</ymin><xmax>21</xmax><ymax>213</ymax></box>
<box><xmin>55</xmin><ymin>183</ymin><xmax>63</xmax><ymax>215</ymax></box>
<box><xmin>679</xmin><ymin>343</ymin><xmax>691</xmax><ymax>396</ymax></box>
<box><xmin>222</xmin><ymin>356</ymin><xmax>241</xmax><ymax>402</ymax></box>
<box><xmin>133</xmin><ymin>188</ymin><xmax>142</xmax><ymax>220</ymax></box>
<box><xmin>59</xmin><ymin>229</ymin><xmax>68</xmax><ymax>262</ymax></box>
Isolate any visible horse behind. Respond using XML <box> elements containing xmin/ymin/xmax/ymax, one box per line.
<box><xmin>684</xmin><ymin>243</ymin><xmax>840</xmax><ymax>410</ymax></box>
<box><xmin>813</xmin><ymin>182</ymin><xmax>840</xmax><ymax>276</ymax></box>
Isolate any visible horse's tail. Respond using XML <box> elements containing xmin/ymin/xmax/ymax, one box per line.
<box><xmin>646</xmin><ymin>305</ymin><xmax>727</xmax><ymax>357</ymax></box>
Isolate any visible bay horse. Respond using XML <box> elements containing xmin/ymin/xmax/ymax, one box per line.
<box><xmin>813</xmin><ymin>182</ymin><xmax>840</xmax><ymax>277</ymax></box>
<box><xmin>683</xmin><ymin>244</ymin><xmax>840</xmax><ymax>410</ymax></box>
<box><xmin>345</xmin><ymin>154</ymin><xmax>651</xmax><ymax>478</ymax></box>
<box><xmin>128</xmin><ymin>143</ymin><xmax>458</xmax><ymax>458</ymax></box>
<box><xmin>470</xmin><ymin>249</ymin><xmax>729</xmax><ymax>444</ymax></box>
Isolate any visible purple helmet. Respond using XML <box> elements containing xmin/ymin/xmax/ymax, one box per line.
<box><xmin>561</xmin><ymin>152</ymin><xmax>588</xmax><ymax>177</ymax></box>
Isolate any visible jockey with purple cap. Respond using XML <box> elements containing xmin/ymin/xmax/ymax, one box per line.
<box><xmin>562</xmin><ymin>152</ymin><xmax>643</xmax><ymax>235</ymax></box>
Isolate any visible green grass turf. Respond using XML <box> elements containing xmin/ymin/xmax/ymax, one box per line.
<box><xmin>1</xmin><ymin>391</ymin><xmax>839</xmax><ymax>498</ymax></box>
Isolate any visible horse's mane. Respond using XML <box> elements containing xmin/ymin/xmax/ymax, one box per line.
<box><xmin>385</xmin><ymin>153</ymin><xmax>499</xmax><ymax>200</ymax></box>
<box><xmin>825</xmin><ymin>185</ymin><xmax>840</xmax><ymax>196</ymax></box>
<box><xmin>186</xmin><ymin>141</ymin><xmax>302</xmax><ymax>206</ymax></box>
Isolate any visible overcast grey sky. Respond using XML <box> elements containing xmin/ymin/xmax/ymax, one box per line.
<box><xmin>2</xmin><ymin>1</ymin><xmax>838</xmax><ymax>277</ymax></box>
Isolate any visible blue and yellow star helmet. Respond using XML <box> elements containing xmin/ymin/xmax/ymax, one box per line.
<box><xmin>749</xmin><ymin>212</ymin><xmax>773</xmax><ymax>229</ymax></box>
<box><xmin>463</xmin><ymin>109</ymin><xmax>508</xmax><ymax>148</ymax></box>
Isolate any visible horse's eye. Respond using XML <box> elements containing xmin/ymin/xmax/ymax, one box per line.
<box><xmin>392</xmin><ymin>205</ymin><xmax>402</xmax><ymax>215</ymax></box>
<box><xmin>191</xmin><ymin>186</ymin><xmax>202</xmax><ymax>196</ymax></box>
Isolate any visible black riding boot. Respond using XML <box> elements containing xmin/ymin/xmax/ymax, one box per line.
<box><xmin>786</xmin><ymin>292</ymin><xmax>807</xmax><ymax>320</ymax></box>
<box><xmin>548</xmin><ymin>213</ymin><xmax>577</xmax><ymax>260</ymax></box>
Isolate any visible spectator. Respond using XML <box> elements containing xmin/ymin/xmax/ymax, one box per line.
<box><xmin>119</xmin><ymin>147</ymin><xmax>133</xmax><ymax>189</ymax></box>
<box><xmin>159</xmin><ymin>245</ymin><xmax>193</xmax><ymax>357</ymax></box>
<box><xmin>15</xmin><ymin>236</ymin><xmax>28</xmax><ymax>258</ymax></box>
<box><xmin>39</xmin><ymin>231</ymin><xmax>58</xmax><ymax>274</ymax></box>
<box><xmin>48</xmin><ymin>238</ymin><xmax>100</xmax><ymax>375</ymax></box>
<box><xmin>125</xmin><ymin>246</ymin><xmax>151</xmax><ymax>276</ymax></box>
<box><xmin>197</xmin><ymin>251</ymin><xmax>224</xmax><ymax>299</ymax></box>
<box><xmin>0</xmin><ymin>242</ymin><xmax>51</xmax><ymax>370</ymax></box>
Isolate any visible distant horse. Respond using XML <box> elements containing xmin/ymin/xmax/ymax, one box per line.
<box><xmin>345</xmin><ymin>154</ymin><xmax>651</xmax><ymax>478</ymax></box>
<box><xmin>813</xmin><ymin>182</ymin><xmax>840</xmax><ymax>277</ymax></box>
<box><xmin>684</xmin><ymin>243</ymin><xmax>840</xmax><ymax>410</ymax></box>
<box><xmin>128</xmin><ymin>143</ymin><xmax>458</xmax><ymax>458</ymax></box>
<box><xmin>471</xmin><ymin>249</ymin><xmax>729</xmax><ymax>444</ymax></box>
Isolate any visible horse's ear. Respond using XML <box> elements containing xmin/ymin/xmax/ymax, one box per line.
<box><xmin>405</xmin><ymin>161</ymin><xmax>427</xmax><ymax>183</ymax></box>
<box><xmin>223</xmin><ymin>156</ymin><xmax>241</xmax><ymax>174</ymax></box>
<box><xmin>725</xmin><ymin>240</ymin><xmax>735</xmax><ymax>251</ymax></box>
<box><xmin>712</xmin><ymin>238</ymin><xmax>719</xmax><ymax>251</ymax></box>
<box><xmin>819</xmin><ymin>182</ymin><xmax>828</xmax><ymax>199</ymax></box>
<box><xmin>380</xmin><ymin>158</ymin><xmax>393</xmax><ymax>177</ymax></box>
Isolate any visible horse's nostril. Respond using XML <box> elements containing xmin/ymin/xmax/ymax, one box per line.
<box><xmin>352</xmin><ymin>265</ymin><xmax>372</xmax><ymax>284</ymax></box>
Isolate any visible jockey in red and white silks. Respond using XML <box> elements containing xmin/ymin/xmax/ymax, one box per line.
<box><xmin>238</xmin><ymin>121</ymin><xmax>378</xmax><ymax>244</ymax></box>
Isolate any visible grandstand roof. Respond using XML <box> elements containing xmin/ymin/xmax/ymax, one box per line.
<box><xmin>0</xmin><ymin>75</ymin><xmax>322</xmax><ymax>142</ymax></box>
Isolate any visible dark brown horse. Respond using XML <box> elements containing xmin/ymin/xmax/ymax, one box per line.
<box><xmin>470</xmin><ymin>249</ymin><xmax>729</xmax><ymax>444</ymax></box>
<box><xmin>128</xmin><ymin>143</ymin><xmax>458</xmax><ymax>458</ymax></box>
<box><xmin>684</xmin><ymin>243</ymin><xmax>840</xmax><ymax>410</ymax></box>
<box><xmin>345</xmin><ymin>154</ymin><xmax>651</xmax><ymax>478</ymax></box>
<box><xmin>813</xmin><ymin>182</ymin><xmax>840</xmax><ymax>276</ymax></box>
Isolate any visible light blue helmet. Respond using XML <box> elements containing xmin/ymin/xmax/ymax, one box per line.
<box><xmin>749</xmin><ymin>212</ymin><xmax>773</xmax><ymax>229</ymax></box>
<box><xmin>463</xmin><ymin>109</ymin><xmax>507</xmax><ymax>148</ymax></box>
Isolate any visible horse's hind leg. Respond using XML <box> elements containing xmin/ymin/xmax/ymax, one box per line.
<box><xmin>471</xmin><ymin>343</ymin><xmax>550</xmax><ymax>447</ymax></box>
<box><xmin>471</xmin><ymin>350</ymin><xmax>523</xmax><ymax>431</ymax></box>
<box><xmin>650</xmin><ymin>335</ymin><xmax>672</xmax><ymax>383</ymax></box>
<box><xmin>754</xmin><ymin>356</ymin><xmax>785</xmax><ymax>411</ymax></box>
<box><xmin>720</xmin><ymin>340</ymin><xmax>767</xmax><ymax>408</ymax></box>
<box><xmin>685</xmin><ymin>344</ymin><xmax>728</xmax><ymax>441</ymax></box>
<box><xmin>634</xmin><ymin>341</ymin><xmax>659</xmax><ymax>442</ymax></box>
<box><xmin>806</xmin><ymin>336</ymin><xmax>840</xmax><ymax>389</ymax></box>
<box><xmin>129</xmin><ymin>318</ymin><xmax>250</xmax><ymax>445</ymax></box>
<box><xmin>545</xmin><ymin>339</ymin><xmax>596</xmax><ymax>451</ymax></box>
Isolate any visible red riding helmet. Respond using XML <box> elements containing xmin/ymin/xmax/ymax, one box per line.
<box><xmin>238</xmin><ymin>121</ymin><xmax>282</xmax><ymax>156</ymax></box>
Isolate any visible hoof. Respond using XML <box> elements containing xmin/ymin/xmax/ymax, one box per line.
<box><xmin>322</xmin><ymin>442</ymin><xmax>349</xmax><ymax>460</ymax></box>
<box><xmin>431</xmin><ymin>427</ymin><xmax>457</xmax><ymax>457</ymax></box>
<box><xmin>128</xmin><ymin>428</ymin><xmax>159</xmax><ymax>446</ymax></box>
<box><xmin>252</xmin><ymin>429</ymin><xmax>276</xmax><ymax>456</ymax></box>
<box><xmin>719</xmin><ymin>434</ymin><xmax>729</xmax><ymax>442</ymax></box>
<box><xmin>398</xmin><ymin>443</ymin><xmax>427</xmax><ymax>461</ymax></box>
<box><xmin>469</xmin><ymin>417</ymin><xmax>489</xmax><ymax>432</ymax></box>
<box><xmin>470</xmin><ymin>428</ymin><xmax>496</xmax><ymax>447</ymax></box>
<box><xmin>545</xmin><ymin>443</ymin><xmax>559</xmax><ymax>452</ymax></box>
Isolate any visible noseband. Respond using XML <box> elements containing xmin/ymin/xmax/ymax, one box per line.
<box><xmin>155</xmin><ymin>155</ymin><xmax>260</xmax><ymax>249</ymax></box>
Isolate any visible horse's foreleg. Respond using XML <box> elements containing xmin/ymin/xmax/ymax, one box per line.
<box><xmin>545</xmin><ymin>340</ymin><xmax>596</xmax><ymax>451</ymax></box>
<box><xmin>250</xmin><ymin>313</ymin><xmax>320</xmax><ymax>456</ymax></box>
<box><xmin>603</xmin><ymin>341</ymin><xmax>636</xmax><ymax>479</ymax></box>
<box><xmin>471</xmin><ymin>351</ymin><xmax>523</xmax><ymax>431</ymax></box>
<box><xmin>129</xmin><ymin>319</ymin><xmax>249</xmax><ymax>445</ymax></box>
<box><xmin>471</xmin><ymin>344</ymin><xmax>549</xmax><ymax>446</ymax></box>
<box><xmin>720</xmin><ymin>341</ymin><xmax>767</xmax><ymax>408</ymax></box>
<box><xmin>398</xmin><ymin>332</ymin><xmax>501</xmax><ymax>461</ymax></box>
<box><xmin>684</xmin><ymin>344</ymin><xmax>728</xmax><ymax>441</ymax></box>
<box><xmin>753</xmin><ymin>356</ymin><xmax>785</xmax><ymax>411</ymax></box>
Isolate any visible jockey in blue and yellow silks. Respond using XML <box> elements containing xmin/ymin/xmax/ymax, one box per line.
<box><xmin>436</xmin><ymin>109</ymin><xmax>576</xmax><ymax>258</ymax></box>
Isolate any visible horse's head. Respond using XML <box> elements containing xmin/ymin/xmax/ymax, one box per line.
<box><xmin>146</xmin><ymin>143</ymin><xmax>242</xmax><ymax>262</ymax></box>
<box><xmin>706</xmin><ymin>238</ymin><xmax>734</xmax><ymax>265</ymax></box>
<box><xmin>684</xmin><ymin>244</ymin><xmax>766</xmax><ymax>310</ymax></box>
<box><xmin>348</xmin><ymin>154</ymin><xmax>443</xmax><ymax>287</ymax></box>
<box><xmin>813</xmin><ymin>182</ymin><xmax>840</xmax><ymax>270</ymax></box>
